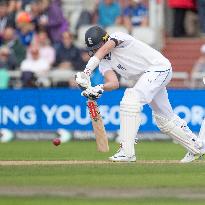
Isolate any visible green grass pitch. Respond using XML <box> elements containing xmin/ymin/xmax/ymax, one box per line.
<box><xmin>0</xmin><ymin>140</ymin><xmax>205</xmax><ymax>205</ymax></box>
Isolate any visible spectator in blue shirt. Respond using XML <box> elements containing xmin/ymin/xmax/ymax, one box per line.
<box><xmin>55</xmin><ymin>31</ymin><xmax>84</xmax><ymax>71</ymax></box>
<box><xmin>95</xmin><ymin>0</ymin><xmax>122</xmax><ymax>28</ymax></box>
<box><xmin>16</xmin><ymin>11</ymin><xmax>36</xmax><ymax>46</ymax></box>
<box><xmin>123</xmin><ymin>0</ymin><xmax>148</xmax><ymax>32</ymax></box>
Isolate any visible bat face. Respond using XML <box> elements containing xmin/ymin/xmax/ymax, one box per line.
<box><xmin>87</xmin><ymin>100</ymin><xmax>109</xmax><ymax>152</ymax></box>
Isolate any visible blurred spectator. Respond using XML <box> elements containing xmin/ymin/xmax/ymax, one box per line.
<box><xmin>2</xmin><ymin>27</ymin><xmax>26</xmax><ymax>67</ymax></box>
<box><xmin>0</xmin><ymin>46</ymin><xmax>10</xmax><ymax>88</ymax></box>
<box><xmin>122</xmin><ymin>0</ymin><xmax>148</xmax><ymax>32</ymax></box>
<box><xmin>21</xmin><ymin>0</ymin><xmax>34</xmax><ymax>9</ymax></box>
<box><xmin>81</xmin><ymin>49</ymin><xmax>90</xmax><ymax>67</ymax></box>
<box><xmin>191</xmin><ymin>44</ymin><xmax>205</xmax><ymax>87</ymax></box>
<box><xmin>8</xmin><ymin>0</ymin><xmax>22</xmax><ymax>15</ymax></box>
<box><xmin>0</xmin><ymin>46</ymin><xmax>17</xmax><ymax>70</ymax></box>
<box><xmin>118</xmin><ymin>0</ymin><xmax>129</xmax><ymax>9</ymax></box>
<box><xmin>0</xmin><ymin>0</ymin><xmax>16</xmax><ymax>39</ymax></box>
<box><xmin>38</xmin><ymin>0</ymin><xmax>69</xmax><ymax>45</ymax></box>
<box><xmin>197</xmin><ymin>0</ymin><xmax>205</xmax><ymax>36</ymax></box>
<box><xmin>20</xmin><ymin>45</ymin><xmax>50</xmax><ymax>87</ymax></box>
<box><xmin>55</xmin><ymin>31</ymin><xmax>84</xmax><ymax>71</ymax></box>
<box><xmin>94</xmin><ymin>0</ymin><xmax>122</xmax><ymax>28</ymax></box>
<box><xmin>29</xmin><ymin>0</ymin><xmax>42</xmax><ymax>32</ymax></box>
<box><xmin>0</xmin><ymin>68</ymin><xmax>9</xmax><ymax>88</ymax></box>
<box><xmin>168</xmin><ymin>0</ymin><xmax>196</xmax><ymax>37</ymax></box>
<box><xmin>31</xmin><ymin>30</ymin><xmax>55</xmax><ymax>66</ymax></box>
<box><xmin>16</xmin><ymin>11</ymin><xmax>36</xmax><ymax>46</ymax></box>
<box><xmin>75</xmin><ymin>10</ymin><xmax>92</xmax><ymax>31</ymax></box>
<box><xmin>192</xmin><ymin>44</ymin><xmax>205</xmax><ymax>75</ymax></box>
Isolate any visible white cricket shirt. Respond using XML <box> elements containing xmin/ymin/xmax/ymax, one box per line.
<box><xmin>99</xmin><ymin>32</ymin><xmax>171</xmax><ymax>80</ymax></box>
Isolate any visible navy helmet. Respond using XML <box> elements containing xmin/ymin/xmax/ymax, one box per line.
<box><xmin>85</xmin><ymin>26</ymin><xmax>109</xmax><ymax>56</ymax></box>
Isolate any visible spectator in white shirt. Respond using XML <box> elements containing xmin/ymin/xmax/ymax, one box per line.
<box><xmin>28</xmin><ymin>30</ymin><xmax>55</xmax><ymax>66</ymax></box>
<box><xmin>192</xmin><ymin>44</ymin><xmax>205</xmax><ymax>74</ymax></box>
<box><xmin>20</xmin><ymin>44</ymin><xmax>50</xmax><ymax>87</ymax></box>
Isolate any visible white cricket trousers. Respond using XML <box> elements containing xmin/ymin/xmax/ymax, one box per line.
<box><xmin>133</xmin><ymin>67</ymin><xmax>174</xmax><ymax>119</ymax></box>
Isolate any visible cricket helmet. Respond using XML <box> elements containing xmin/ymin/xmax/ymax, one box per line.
<box><xmin>85</xmin><ymin>26</ymin><xmax>109</xmax><ymax>56</ymax></box>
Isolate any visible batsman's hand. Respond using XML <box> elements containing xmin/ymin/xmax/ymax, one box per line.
<box><xmin>75</xmin><ymin>72</ymin><xmax>91</xmax><ymax>90</ymax></box>
<box><xmin>81</xmin><ymin>84</ymin><xmax>104</xmax><ymax>100</ymax></box>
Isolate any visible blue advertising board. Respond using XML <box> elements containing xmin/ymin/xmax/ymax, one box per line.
<box><xmin>0</xmin><ymin>89</ymin><xmax>204</xmax><ymax>132</ymax></box>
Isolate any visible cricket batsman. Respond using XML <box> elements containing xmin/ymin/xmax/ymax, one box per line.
<box><xmin>75</xmin><ymin>25</ymin><xmax>205</xmax><ymax>163</ymax></box>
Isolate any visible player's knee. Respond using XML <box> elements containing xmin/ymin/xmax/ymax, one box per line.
<box><xmin>153</xmin><ymin>113</ymin><xmax>201</xmax><ymax>154</ymax></box>
<box><xmin>153</xmin><ymin>113</ymin><xmax>186</xmax><ymax>133</ymax></box>
<box><xmin>120</xmin><ymin>88</ymin><xmax>142</xmax><ymax>113</ymax></box>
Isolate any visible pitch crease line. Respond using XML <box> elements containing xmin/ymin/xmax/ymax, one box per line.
<box><xmin>0</xmin><ymin>160</ymin><xmax>204</xmax><ymax>165</ymax></box>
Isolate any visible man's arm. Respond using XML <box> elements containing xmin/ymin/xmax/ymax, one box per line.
<box><xmin>95</xmin><ymin>40</ymin><xmax>116</xmax><ymax>60</ymax></box>
<box><xmin>76</xmin><ymin>40</ymin><xmax>118</xmax><ymax>89</ymax></box>
<box><xmin>103</xmin><ymin>70</ymin><xmax>119</xmax><ymax>91</ymax></box>
<box><xmin>80</xmin><ymin>69</ymin><xmax>119</xmax><ymax>100</ymax></box>
<box><xmin>84</xmin><ymin>40</ymin><xmax>116</xmax><ymax>75</ymax></box>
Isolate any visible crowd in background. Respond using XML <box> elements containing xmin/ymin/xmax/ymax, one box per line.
<box><xmin>167</xmin><ymin>0</ymin><xmax>205</xmax><ymax>87</ymax></box>
<box><xmin>168</xmin><ymin>0</ymin><xmax>205</xmax><ymax>37</ymax></box>
<box><xmin>0</xmin><ymin>0</ymin><xmax>204</xmax><ymax>89</ymax></box>
<box><xmin>0</xmin><ymin>0</ymin><xmax>84</xmax><ymax>88</ymax></box>
<box><xmin>0</xmin><ymin>0</ymin><xmax>149</xmax><ymax>88</ymax></box>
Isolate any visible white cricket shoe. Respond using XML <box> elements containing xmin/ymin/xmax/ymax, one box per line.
<box><xmin>200</xmin><ymin>140</ymin><xmax>205</xmax><ymax>155</ymax></box>
<box><xmin>180</xmin><ymin>140</ymin><xmax>205</xmax><ymax>163</ymax></box>
<box><xmin>180</xmin><ymin>152</ymin><xmax>201</xmax><ymax>163</ymax></box>
<box><xmin>109</xmin><ymin>147</ymin><xmax>136</xmax><ymax>162</ymax></box>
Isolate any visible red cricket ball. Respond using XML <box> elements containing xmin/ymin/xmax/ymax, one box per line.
<box><xmin>52</xmin><ymin>138</ymin><xmax>61</xmax><ymax>146</ymax></box>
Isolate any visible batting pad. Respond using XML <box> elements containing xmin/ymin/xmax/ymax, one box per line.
<box><xmin>120</xmin><ymin>89</ymin><xmax>142</xmax><ymax>157</ymax></box>
<box><xmin>154</xmin><ymin>113</ymin><xmax>202</xmax><ymax>155</ymax></box>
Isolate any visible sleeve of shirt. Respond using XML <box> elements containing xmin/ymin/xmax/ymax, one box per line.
<box><xmin>109</xmin><ymin>32</ymin><xmax>129</xmax><ymax>48</ymax></box>
<box><xmin>110</xmin><ymin>32</ymin><xmax>125</xmax><ymax>42</ymax></box>
<box><xmin>98</xmin><ymin>59</ymin><xmax>112</xmax><ymax>76</ymax></box>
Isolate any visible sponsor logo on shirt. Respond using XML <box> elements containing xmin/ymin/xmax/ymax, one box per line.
<box><xmin>117</xmin><ymin>64</ymin><xmax>126</xmax><ymax>71</ymax></box>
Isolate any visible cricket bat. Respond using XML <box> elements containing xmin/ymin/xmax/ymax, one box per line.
<box><xmin>87</xmin><ymin>99</ymin><xmax>109</xmax><ymax>152</ymax></box>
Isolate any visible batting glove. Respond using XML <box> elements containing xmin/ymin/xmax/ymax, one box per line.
<box><xmin>75</xmin><ymin>72</ymin><xmax>91</xmax><ymax>90</ymax></box>
<box><xmin>81</xmin><ymin>84</ymin><xmax>104</xmax><ymax>100</ymax></box>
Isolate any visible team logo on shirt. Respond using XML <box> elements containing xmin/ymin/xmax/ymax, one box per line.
<box><xmin>104</xmin><ymin>53</ymin><xmax>111</xmax><ymax>60</ymax></box>
<box><xmin>117</xmin><ymin>64</ymin><xmax>126</xmax><ymax>71</ymax></box>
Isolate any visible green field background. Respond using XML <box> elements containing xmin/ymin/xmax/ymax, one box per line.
<box><xmin>0</xmin><ymin>141</ymin><xmax>205</xmax><ymax>205</ymax></box>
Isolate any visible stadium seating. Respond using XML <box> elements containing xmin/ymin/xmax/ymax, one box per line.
<box><xmin>190</xmin><ymin>72</ymin><xmax>205</xmax><ymax>88</ymax></box>
<box><xmin>163</xmin><ymin>38</ymin><xmax>205</xmax><ymax>88</ymax></box>
<box><xmin>62</xmin><ymin>0</ymin><xmax>83</xmax><ymax>17</ymax></box>
<box><xmin>62</xmin><ymin>0</ymin><xmax>95</xmax><ymax>17</ymax></box>
<box><xmin>75</xmin><ymin>25</ymin><xmax>94</xmax><ymax>48</ymax></box>
<box><xmin>69</xmin><ymin>9</ymin><xmax>83</xmax><ymax>34</ymax></box>
<box><xmin>106</xmin><ymin>26</ymin><xmax>129</xmax><ymax>35</ymax></box>
<box><xmin>48</xmin><ymin>70</ymin><xmax>76</xmax><ymax>86</ymax></box>
<box><xmin>131</xmin><ymin>27</ymin><xmax>156</xmax><ymax>46</ymax></box>
<box><xmin>8</xmin><ymin>70</ymin><xmax>77</xmax><ymax>88</ymax></box>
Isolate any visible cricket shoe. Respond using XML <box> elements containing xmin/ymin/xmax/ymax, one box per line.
<box><xmin>180</xmin><ymin>152</ymin><xmax>203</xmax><ymax>163</ymax></box>
<box><xmin>180</xmin><ymin>140</ymin><xmax>205</xmax><ymax>163</ymax></box>
<box><xmin>109</xmin><ymin>146</ymin><xmax>136</xmax><ymax>162</ymax></box>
